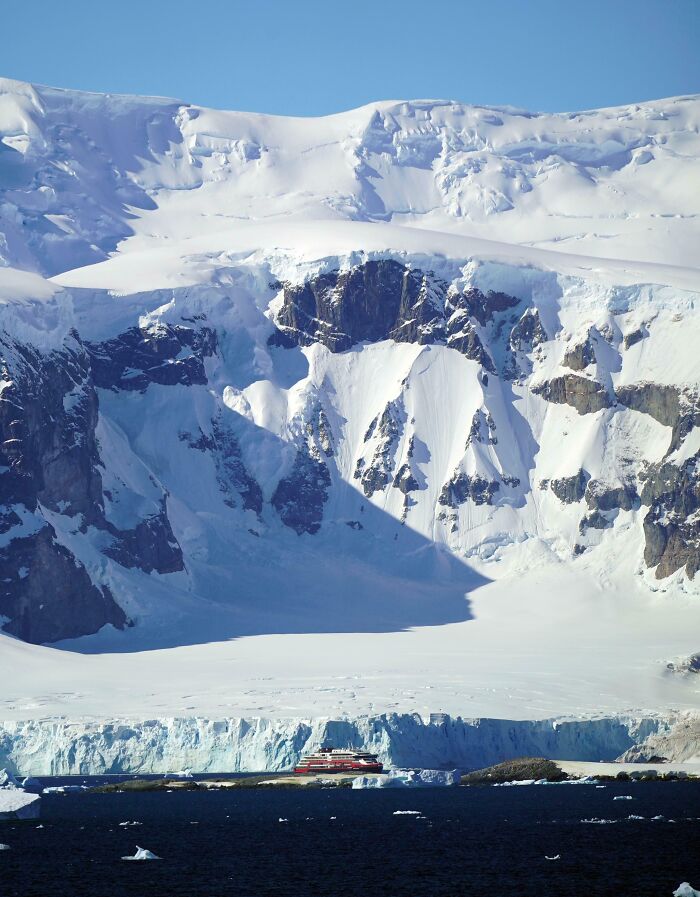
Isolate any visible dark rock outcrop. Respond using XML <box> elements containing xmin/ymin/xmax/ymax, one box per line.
<box><xmin>579</xmin><ymin>509</ymin><xmax>613</xmax><ymax>533</ymax></box>
<box><xmin>104</xmin><ymin>502</ymin><xmax>184</xmax><ymax>574</ymax></box>
<box><xmin>509</xmin><ymin>307</ymin><xmax>547</xmax><ymax>353</ymax></box>
<box><xmin>548</xmin><ymin>469</ymin><xmax>589</xmax><ymax>504</ymax></box>
<box><xmin>270</xmin><ymin>260</ymin><xmax>444</xmax><ymax>352</ymax></box>
<box><xmin>585</xmin><ymin>479</ymin><xmax>639</xmax><ymax>512</ymax></box>
<box><xmin>269</xmin><ymin>261</ymin><xmax>513</xmax><ymax>371</ymax></box>
<box><xmin>0</xmin><ymin>334</ymin><xmax>128</xmax><ymax>642</ymax></box>
<box><xmin>532</xmin><ymin>375</ymin><xmax>612</xmax><ymax>415</ymax></box>
<box><xmin>87</xmin><ymin>323</ymin><xmax>217</xmax><ymax>392</ymax></box>
<box><xmin>354</xmin><ymin>400</ymin><xmax>404</xmax><ymax>497</ymax></box>
<box><xmin>0</xmin><ymin>525</ymin><xmax>126</xmax><ymax>644</ymax></box>
<box><xmin>623</xmin><ymin>327</ymin><xmax>646</xmax><ymax>350</ymax></box>
<box><xmin>181</xmin><ymin>423</ymin><xmax>263</xmax><ymax>514</ymax></box>
<box><xmin>615</xmin><ymin>383</ymin><xmax>681</xmax><ymax>428</ymax></box>
<box><xmin>439</xmin><ymin>472</ymin><xmax>500</xmax><ymax>507</ymax></box>
<box><xmin>640</xmin><ymin>455</ymin><xmax>700</xmax><ymax>579</ymax></box>
<box><xmin>271</xmin><ymin>446</ymin><xmax>331</xmax><ymax>535</ymax></box>
<box><xmin>563</xmin><ymin>333</ymin><xmax>596</xmax><ymax>371</ymax></box>
<box><xmin>616</xmin><ymin>383</ymin><xmax>700</xmax><ymax>453</ymax></box>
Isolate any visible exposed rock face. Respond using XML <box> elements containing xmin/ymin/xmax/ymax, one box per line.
<box><xmin>270</xmin><ymin>261</ymin><xmax>513</xmax><ymax>371</ymax></box>
<box><xmin>439</xmin><ymin>473</ymin><xmax>500</xmax><ymax>508</ymax></box>
<box><xmin>103</xmin><ymin>502</ymin><xmax>184</xmax><ymax>574</ymax></box>
<box><xmin>563</xmin><ymin>333</ymin><xmax>596</xmax><ymax>371</ymax></box>
<box><xmin>0</xmin><ymin>525</ymin><xmax>126</xmax><ymax>644</ymax></box>
<box><xmin>466</xmin><ymin>409</ymin><xmax>497</xmax><ymax>446</ymax></box>
<box><xmin>180</xmin><ymin>423</ymin><xmax>263</xmax><ymax>513</ymax></box>
<box><xmin>532</xmin><ymin>375</ymin><xmax>612</xmax><ymax>415</ymax></box>
<box><xmin>615</xmin><ymin>383</ymin><xmax>681</xmax><ymax>428</ymax></box>
<box><xmin>615</xmin><ymin>383</ymin><xmax>700</xmax><ymax>454</ymax></box>
<box><xmin>0</xmin><ymin>334</ymin><xmax>127</xmax><ymax>642</ymax></box>
<box><xmin>271</xmin><ymin>260</ymin><xmax>444</xmax><ymax>352</ymax></box>
<box><xmin>548</xmin><ymin>469</ymin><xmax>589</xmax><ymax>504</ymax></box>
<box><xmin>509</xmin><ymin>307</ymin><xmax>547</xmax><ymax>353</ymax></box>
<box><xmin>579</xmin><ymin>510</ymin><xmax>613</xmax><ymax>533</ymax></box>
<box><xmin>393</xmin><ymin>463</ymin><xmax>419</xmax><ymax>494</ymax></box>
<box><xmin>585</xmin><ymin>479</ymin><xmax>639</xmax><ymax>512</ymax></box>
<box><xmin>87</xmin><ymin>323</ymin><xmax>217</xmax><ymax>392</ymax></box>
<box><xmin>271</xmin><ymin>447</ymin><xmax>331</xmax><ymax>535</ymax></box>
<box><xmin>640</xmin><ymin>455</ymin><xmax>700</xmax><ymax>579</ymax></box>
<box><xmin>355</xmin><ymin>400</ymin><xmax>404</xmax><ymax>497</ymax></box>
<box><xmin>623</xmin><ymin>327</ymin><xmax>646</xmax><ymax>350</ymax></box>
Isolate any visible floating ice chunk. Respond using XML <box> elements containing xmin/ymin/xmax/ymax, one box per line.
<box><xmin>119</xmin><ymin>821</ymin><xmax>142</xmax><ymax>827</ymax></box>
<box><xmin>0</xmin><ymin>789</ymin><xmax>41</xmax><ymax>820</ymax></box>
<box><xmin>393</xmin><ymin>810</ymin><xmax>421</xmax><ymax>815</ymax></box>
<box><xmin>0</xmin><ymin>769</ymin><xmax>21</xmax><ymax>790</ymax></box>
<box><xmin>627</xmin><ymin>815</ymin><xmax>645</xmax><ymax>820</ymax></box>
<box><xmin>545</xmin><ymin>855</ymin><xmax>560</xmax><ymax>861</ymax></box>
<box><xmin>674</xmin><ymin>885</ymin><xmax>700</xmax><ymax>897</ymax></box>
<box><xmin>353</xmin><ymin>768</ymin><xmax>459</xmax><ymax>789</ymax></box>
<box><xmin>613</xmin><ymin>795</ymin><xmax>633</xmax><ymax>800</ymax></box>
<box><xmin>278</xmin><ymin>817</ymin><xmax>288</xmax><ymax>823</ymax></box>
<box><xmin>42</xmin><ymin>785</ymin><xmax>87</xmax><ymax>794</ymax></box>
<box><xmin>20</xmin><ymin>777</ymin><xmax>43</xmax><ymax>794</ymax></box>
<box><xmin>0</xmin><ymin>844</ymin><xmax>10</xmax><ymax>850</ymax></box>
<box><xmin>581</xmin><ymin>818</ymin><xmax>616</xmax><ymax>824</ymax></box>
<box><xmin>122</xmin><ymin>846</ymin><xmax>161</xmax><ymax>861</ymax></box>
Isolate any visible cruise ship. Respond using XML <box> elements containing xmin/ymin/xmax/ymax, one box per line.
<box><xmin>294</xmin><ymin>747</ymin><xmax>384</xmax><ymax>774</ymax></box>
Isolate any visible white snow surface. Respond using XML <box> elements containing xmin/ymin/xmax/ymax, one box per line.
<box><xmin>1</xmin><ymin>79</ymin><xmax>700</xmax><ymax>766</ymax></box>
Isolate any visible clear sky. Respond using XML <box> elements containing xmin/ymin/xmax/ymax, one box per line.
<box><xmin>5</xmin><ymin>0</ymin><xmax>699</xmax><ymax>115</ymax></box>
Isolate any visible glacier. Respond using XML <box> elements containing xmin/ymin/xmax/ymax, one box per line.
<box><xmin>0</xmin><ymin>712</ymin><xmax>696</xmax><ymax>776</ymax></box>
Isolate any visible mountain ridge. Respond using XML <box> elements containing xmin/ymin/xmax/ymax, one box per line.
<box><xmin>0</xmin><ymin>79</ymin><xmax>698</xmax><ymax>736</ymax></box>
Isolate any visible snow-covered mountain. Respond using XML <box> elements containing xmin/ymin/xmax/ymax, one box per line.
<box><xmin>0</xmin><ymin>78</ymin><xmax>698</xmax><ymax>770</ymax></box>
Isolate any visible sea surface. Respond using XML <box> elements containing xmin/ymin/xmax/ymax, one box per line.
<box><xmin>0</xmin><ymin>780</ymin><xmax>698</xmax><ymax>896</ymax></box>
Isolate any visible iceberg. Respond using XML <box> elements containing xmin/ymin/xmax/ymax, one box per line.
<box><xmin>352</xmin><ymin>768</ymin><xmax>459</xmax><ymax>789</ymax></box>
<box><xmin>674</xmin><ymin>886</ymin><xmax>700</xmax><ymax>897</ymax></box>
<box><xmin>122</xmin><ymin>846</ymin><xmax>161</xmax><ymax>861</ymax></box>
<box><xmin>0</xmin><ymin>789</ymin><xmax>41</xmax><ymax>821</ymax></box>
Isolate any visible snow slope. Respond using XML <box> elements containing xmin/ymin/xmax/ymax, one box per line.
<box><xmin>0</xmin><ymin>79</ymin><xmax>699</xmax><ymax>770</ymax></box>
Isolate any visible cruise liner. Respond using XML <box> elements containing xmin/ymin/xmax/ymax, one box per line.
<box><xmin>294</xmin><ymin>747</ymin><xmax>384</xmax><ymax>774</ymax></box>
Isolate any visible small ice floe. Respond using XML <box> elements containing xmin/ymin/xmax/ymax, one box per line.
<box><xmin>545</xmin><ymin>855</ymin><xmax>560</xmax><ymax>861</ymax></box>
<box><xmin>278</xmin><ymin>817</ymin><xmax>288</xmax><ymax>823</ymax></box>
<box><xmin>0</xmin><ymin>843</ymin><xmax>10</xmax><ymax>850</ymax></box>
<box><xmin>674</xmin><ymin>884</ymin><xmax>700</xmax><ymax>897</ymax></box>
<box><xmin>393</xmin><ymin>810</ymin><xmax>421</xmax><ymax>815</ymax></box>
<box><xmin>35</xmin><ymin>825</ymin><xmax>44</xmax><ymax>829</ymax></box>
<box><xmin>20</xmin><ymin>777</ymin><xmax>43</xmax><ymax>795</ymax></box>
<box><xmin>613</xmin><ymin>795</ymin><xmax>633</xmax><ymax>801</ymax></box>
<box><xmin>627</xmin><ymin>814</ymin><xmax>645</xmax><ymax>820</ymax></box>
<box><xmin>118</xmin><ymin>821</ymin><xmax>142</xmax><ymax>827</ymax></box>
<box><xmin>42</xmin><ymin>785</ymin><xmax>87</xmax><ymax>794</ymax></box>
<box><xmin>595</xmin><ymin>785</ymin><xmax>607</xmax><ymax>789</ymax></box>
<box><xmin>329</xmin><ymin>816</ymin><xmax>336</xmax><ymax>820</ymax></box>
<box><xmin>581</xmin><ymin>818</ymin><xmax>616</xmax><ymax>824</ymax></box>
<box><xmin>651</xmin><ymin>815</ymin><xmax>665</xmax><ymax>821</ymax></box>
<box><xmin>122</xmin><ymin>846</ymin><xmax>161</xmax><ymax>861</ymax></box>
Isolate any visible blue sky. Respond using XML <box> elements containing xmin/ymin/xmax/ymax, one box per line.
<box><xmin>5</xmin><ymin>0</ymin><xmax>699</xmax><ymax>114</ymax></box>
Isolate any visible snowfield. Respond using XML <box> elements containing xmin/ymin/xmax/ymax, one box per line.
<box><xmin>0</xmin><ymin>78</ymin><xmax>699</xmax><ymax>772</ymax></box>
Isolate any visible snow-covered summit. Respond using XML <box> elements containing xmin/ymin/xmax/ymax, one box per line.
<box><xmin>1</xmin><ymin>78</ymin><xmax>699</xmax><ymax>275</ymax></box>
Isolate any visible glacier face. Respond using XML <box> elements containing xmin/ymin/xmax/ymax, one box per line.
<box><xmin>0</xmin><ymin>79</ymin><xmax>698</xmax><ymax>749</ymax></box>
<box><xmin>0</xmin><ymin>713</ymin><xmax>688</xmax><ymax>776</ymax></box>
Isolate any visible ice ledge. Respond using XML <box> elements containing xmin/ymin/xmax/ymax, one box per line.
<box><xmin>0</xmin><ymin>712</ymin><xmax>696</xmax><ymax>776</ymax></box>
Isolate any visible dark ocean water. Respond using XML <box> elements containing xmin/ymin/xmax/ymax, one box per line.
<box><xmin>0</xmin><ymin>781</ymin><xmax>698</xmax><ymax>897</ymax></box>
